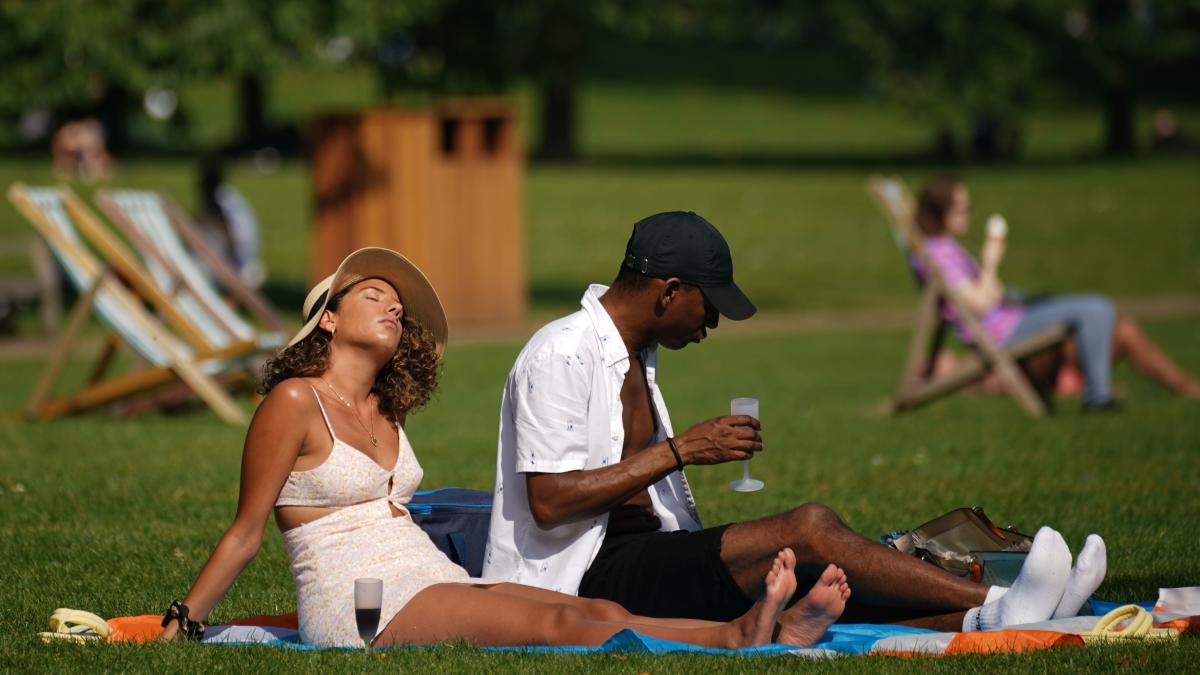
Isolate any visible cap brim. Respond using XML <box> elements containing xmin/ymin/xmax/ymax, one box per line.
<box><xmin>700</xmin><ymin>283</ymin><xmax>756</xmax><ymax>321</ymax></box>
<box><xmin>286</xmin><ymin>248</ymin><xmax>448</xmax><ymax>354</ymax></box>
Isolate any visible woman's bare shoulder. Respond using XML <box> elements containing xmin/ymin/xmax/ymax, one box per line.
<box><xmin>256</xmin><ymin>377</ymin><xmax>319</xmax><ymax>419</ymax></box>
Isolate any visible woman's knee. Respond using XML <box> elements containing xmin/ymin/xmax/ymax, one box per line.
<box><xmin>1079</xmin><ymin>295</ymin><xmax>1116</xmax><ymax>325</ymax></box>
<box><xmin>1113</xmin><ymin>315</ymin><xmax>1142</xmax><ymax>342</ymax></box>
<box><xmin>537</xmin><ymin>604</ymin><xmax>591</xmax><ymax>641</ymax></box>
<box><xmin>580</xmin><ymin>597</ymin><xmax>630</xmax><ymax>622</ymax></box>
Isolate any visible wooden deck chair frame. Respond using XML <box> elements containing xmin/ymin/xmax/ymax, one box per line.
<box><xmin>94</xmin><ymin>188</ymin><xmax>286</xmax><ymax>336</ymax></box>
<box><xmin>867</xmin><ymin>175</ymin><xmax>1067</xmax><ymax>417</ymax></box>
<box><xmin>7</xmin><ymin>183</ymin><xmax>249</xmax><ymax>426</ymax></box>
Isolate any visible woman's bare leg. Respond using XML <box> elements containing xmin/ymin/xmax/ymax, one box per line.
<box><xmin>485</xmin><ymin>582</ymin><xmax>721</xmax><ymax>630</ymax></box>
<box><xmin>776</xmin><ymin>562</ymin><xmax>851</xmax><ymax>645</ymax></box>
<box><xmin>1112</xmin><ymin>316</ymin><xmax>1200</xmax><ymax>396</ymax></box>
<box><xmin>489</xmin><ymin>554</ymin><xmax>846</xmax><ymax>645</ymax></box>
<box><xmin>375</xmin><ymin>549</ymin><xmax>800</xmax><ymax>649</ymax></box>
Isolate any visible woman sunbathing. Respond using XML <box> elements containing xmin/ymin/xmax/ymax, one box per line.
<box><xmin>158</xmin><ymin>247</ymin><xmax>850</xmax><ymax>648</ymax></box>
<box><xmin>915</xmin><ymin>177</ymin><xmax>1200</xmax><ymax>410</ymax></box>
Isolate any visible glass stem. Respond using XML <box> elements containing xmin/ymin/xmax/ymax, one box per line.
<box><xmin>742</xmin><ymin>460</ymin><xmax>751</xmax><ymax>480</ymax></box>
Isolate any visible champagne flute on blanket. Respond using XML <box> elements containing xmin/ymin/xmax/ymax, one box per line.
<box><xmin>728</xmin><ymin>397</ymin><xmax>764</xmax><ymax>492</ymax></box>
<box><xmin>355</xmin><ymin>577</ymin><xmax>383</xmax><ymax>652</ymax></box>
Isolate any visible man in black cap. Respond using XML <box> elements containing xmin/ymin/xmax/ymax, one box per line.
<box><xmin>483</xmin><ymin>211</ymin><xmax>1060</xmax><ymax>631</ymax></box>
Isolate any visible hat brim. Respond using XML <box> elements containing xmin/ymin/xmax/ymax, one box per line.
<box><xmin>286</xmin><ymin>248</ymin><xmax>448</xmax><ymax>354</ymax></box>
<box><xmin>699</xmin><ymin>283</ymin><xmax>757</xmax><ymax>321</ymax></box>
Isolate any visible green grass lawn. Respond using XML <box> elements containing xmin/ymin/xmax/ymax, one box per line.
<box><xmin>1</xmin><ymin>317</ymin><xmax>1198</xmax><ymax>671</ymax></box>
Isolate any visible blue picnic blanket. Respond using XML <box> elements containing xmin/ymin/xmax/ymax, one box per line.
<box><xmin>202</xmin><ymin>621</ymin><xmax>939</xmax><ymax>655</ymax></box>
<box><xmin>199</xmin><ymin>598</ymin><xmax>1150</xmax><ymax>655</ymax></box>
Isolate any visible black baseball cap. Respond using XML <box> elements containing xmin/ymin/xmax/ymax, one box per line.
<box><xmin>622</xmin><ymin>211</ymin><xmax>757</xmax><ymax>320</ymax></box>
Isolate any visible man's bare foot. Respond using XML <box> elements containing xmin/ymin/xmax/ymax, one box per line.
<box><xmin>729</xmin><ymin>548</ymin><xmax>798</xmax><ymax>648</ymax></box>
<box><xmin>775</xmin><ymin>563</ymin><xmax>850</xmax><ymax>647</ymax></box>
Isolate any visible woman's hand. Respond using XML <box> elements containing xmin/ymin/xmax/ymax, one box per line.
<box><xmin>157</xmin><ymin>620</ymin><xmax>180</xmax><ymax>641</ymax></box>
<box><xmin>981</xmin><ymin>236</ymin><xmax>1006</xmax><ymax>272</ymax></box>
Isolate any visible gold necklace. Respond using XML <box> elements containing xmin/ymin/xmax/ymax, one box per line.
<box><xmin>320</xmin><ymin>377</ymin><xmax>379</xmax><ymax>448</ymax></box>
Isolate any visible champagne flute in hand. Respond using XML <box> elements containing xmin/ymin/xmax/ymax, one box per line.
<box><xmin>728</xmin><ymin>397</ymin><xmax>764</xmax><ymax>492</ymax></box>
<box><xmin>354</xmin><ymin>578</ymin><xmax>383</xmax><ymax>652</ymax></box>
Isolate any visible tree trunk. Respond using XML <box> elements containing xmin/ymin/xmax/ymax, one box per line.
<box><xmin>239</xmin><ymin>75</ymin><xmax>267</xmax><ymax>149</ymax></box>
<box><xmin>1092</xmin><ymin>0</ymin><xmax>1136</xmax><ymax>156</ymax></box>
<box><xmin>1103</xmin><ymin>74</ymin><xmax>1135</xmax><ymax>155</ymax></box>
<box><xmin>96</xmin><ymin>84</ymin><xmax>132</xmax><ymax>153</ymax></box>
<box><xmin>537</xmin><ymin>78</ymin><xmax>578</xmax><ymax>161</ymax></box>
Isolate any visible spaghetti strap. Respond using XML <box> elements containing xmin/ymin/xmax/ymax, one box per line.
<box><xmin>309</xmin><ymin>384</ymin><xmax>339</xmax><ymax>443</ymax></box>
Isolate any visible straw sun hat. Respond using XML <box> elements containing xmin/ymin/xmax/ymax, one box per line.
<box><xmin>286</xmin><ymin>247</ymin><xmax>448</xmax><ymax>354</ymax></box>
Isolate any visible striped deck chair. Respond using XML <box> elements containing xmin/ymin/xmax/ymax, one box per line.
<box><xmin>95</xmin><ymin>188</ymin><xmax>285</xmax><ymax>349</ymax></box>
<box><xmin>7</xmin><ymin>183</ymin><xmax>249</xmax><ymax>426</ymax></box>
<box><xmin>867</xmin><ymin>175</ymin><xmax>1066</xmax><ymax>417</ymax></box>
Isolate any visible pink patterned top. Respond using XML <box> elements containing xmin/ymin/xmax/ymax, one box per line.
<box><xmin>912</xmin><ymin>236</ymin><xmax>1025</xmax><ymax>345</ymax></box>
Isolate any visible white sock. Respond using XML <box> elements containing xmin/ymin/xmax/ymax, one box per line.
<box><xmin>962</xmin><ymin>527</ymin><xmax>1071</xmax><ymax>631</ymax></box>
<box><xmin>985</xmin><ymin>586</ymin><xmax>1008</xmax><ymax>604</ymax></box>
<box><xmin>1052</xmin><ymin>534</ymin><xmax>1107</xmax><ymax>619</ymax></box>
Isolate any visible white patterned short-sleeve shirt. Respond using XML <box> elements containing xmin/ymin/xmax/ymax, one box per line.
<box><xmin>483</xmin><ymin>284</ymin><xmax>702</xmax><ymax>594</ymax></box>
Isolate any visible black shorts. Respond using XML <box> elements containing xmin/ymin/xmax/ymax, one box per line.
<box><xmin>577</xmin><ymin>524</ymin><xmax>754</xmax><ymax>621</ymax></box>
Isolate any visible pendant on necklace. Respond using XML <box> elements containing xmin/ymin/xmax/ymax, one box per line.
<box><xmin>368</xmin><ymin>432</ymin><xmax>379</xmax><ymax>447</ymax></box>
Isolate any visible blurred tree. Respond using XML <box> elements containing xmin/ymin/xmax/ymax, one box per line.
<box><xmin>823</xmin><ymin>0</ymin><xmax>1047</xmax><ymax>161</ymax></box>
<box><xmin>1050</xmin><ymin>0</ymin><xmax>1200</xmax><ymax>155</ymax></box>
<box><xmin>823</xmin><ymin>0</ymin><xmax>1200</xmax><ymax>158</ymax></box>
<box><xmin>0</xmin><ymin>0</ymin><xmax>330</xmax><ymax>151</ymax></box>
<box><xmin>371</xmin><ymin>0</ymin><xmax>605</xmax><ymax>161</ymax></box>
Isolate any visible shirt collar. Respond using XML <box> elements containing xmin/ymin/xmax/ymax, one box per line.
<box><xmin>581</xmin><ymin>284</ymin><xmax>643</xmax><ymax>368</ymax></box>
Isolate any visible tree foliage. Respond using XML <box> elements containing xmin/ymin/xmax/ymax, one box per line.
<box><xmin>0</xmin><ymin>1</ymin><xmax>328</xmax><ymax>116</ymax></box>
<box><xmin>2</xmin><ymin>0</ymin><xmax>1195</xmax><ymax>157</ymax></box>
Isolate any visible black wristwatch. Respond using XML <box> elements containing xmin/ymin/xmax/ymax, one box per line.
<box><xmin>162</xmin><ymin>600</ymin><xmax>206</xmax><ymax>641</ymax></box>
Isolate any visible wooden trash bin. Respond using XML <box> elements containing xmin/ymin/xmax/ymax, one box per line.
<box><xmin>309</xmin><ymin>98</ymin><xmax>525</xmax><ymax>329</ymax></box>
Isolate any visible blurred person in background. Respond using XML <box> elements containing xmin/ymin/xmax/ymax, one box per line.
<box><xmin>50</xmin><ymin>118</ymin><xmax>114</xmax><ymax>182</ymax></box>
<box><xmin>915</xmin><ymin>177</ymin><xmax>1200</xmax><ymax>411</ymax></box>
<box><xmin>197</xmin><ymin>157</ymin><xmax>267</xmax><ymax>289</ymax></box>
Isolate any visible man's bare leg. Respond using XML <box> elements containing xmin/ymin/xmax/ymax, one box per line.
<box><xmin>720</xmin><ymin>503</ymin><xmax>988</xmax><ymax>616</ymax></box>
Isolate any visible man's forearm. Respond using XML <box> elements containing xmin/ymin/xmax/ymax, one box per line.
<box><xmin>526</xmin><ymin>440</ymin><xmax>679</xmax><ymax>528</ymax></box>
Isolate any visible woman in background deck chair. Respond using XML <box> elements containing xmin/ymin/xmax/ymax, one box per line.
<box><xmin>915</xmin><ymin>177</ymin><xmax>1200</xmax><ymax>411</ymax></box>
<box><xmin>158</xmin><ymin>247</ymin><xmax>850</xmax><ymax>648</ymax></box>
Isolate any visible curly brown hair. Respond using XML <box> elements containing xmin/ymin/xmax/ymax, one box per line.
<box><xmin>258</xmin><ymin>286</ymin><xmax>442</xmax><ymax>420</ymax></box>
